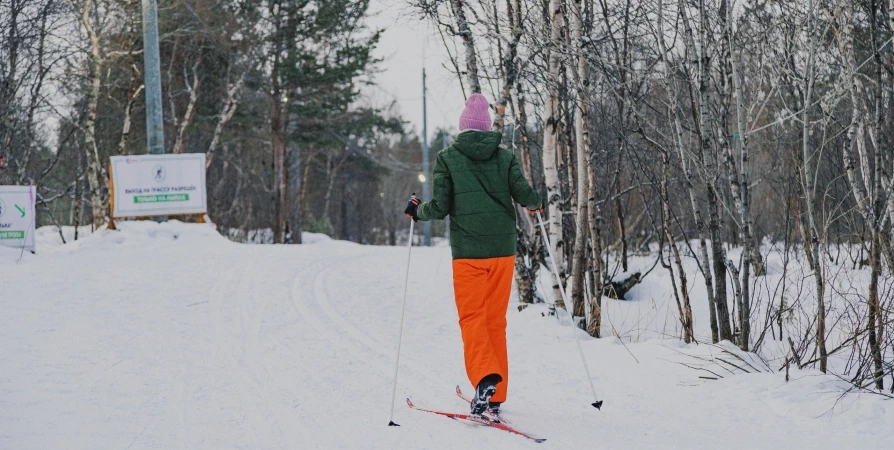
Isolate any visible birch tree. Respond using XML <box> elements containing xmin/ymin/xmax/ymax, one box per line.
<box><xmin>833</xmin><ymin>0</ymin><xmax>886</xmax><ymax>388</ymax></box>
<box><xmin>542</xmin><ymin>0</ymin><xmax>568</xmax><ymax>309</ymax></box>
<box><xmin>569</xmin><ymin>0</ymin><xmax>591</xmax><ymax>324</ymax></box>
<box><xmin>80</xmin><ymin>0</ymin><xmax>107</xmax><ymax>228</ymax></box>
<box><xmin>449</xmin><ymin>0</ymin><xmax>481</xmax><ymax>94</ymax></box>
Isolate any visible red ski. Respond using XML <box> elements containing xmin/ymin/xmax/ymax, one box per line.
<box><xmin>406</xmin><ymin>398</ymin><xmax>545</xmax><ymax>443</ymax></box>
<box><xmin>454</xmin><ymin>385</ymin><xmax>513</xmax><ymax>425</ymax></box>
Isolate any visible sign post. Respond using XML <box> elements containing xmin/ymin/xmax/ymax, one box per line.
<box><xmin>108</xmin><ymin>154</ymin><xmax>207</xmax><ymax>228</ymax></box>
<box><xmin>0</xmin><ymin>185</ymin><xmax>36</xmax><ymax>251</ymax></box>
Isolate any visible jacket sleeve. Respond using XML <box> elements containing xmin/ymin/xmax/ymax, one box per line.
<box><xmin>508</xmin><ymin>153</ymin><xmax>542</xmax><ymax>210</ymax></box>
<box><xmin>417</xmin><ymin>153</ymin><xmax>452</xmax><ymax>221</ymax></box>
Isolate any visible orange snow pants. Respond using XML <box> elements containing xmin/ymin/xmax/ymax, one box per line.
<box><xmin>452</xmin><ymin>255</ymin><xmax>515</xmax><ymax>403</ymax></box>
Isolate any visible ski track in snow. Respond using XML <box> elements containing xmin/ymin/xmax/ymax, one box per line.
<box><xmin>1</xmin><ymin>222</ymin><xmax>892</xmax><ymax>449</ymax></box>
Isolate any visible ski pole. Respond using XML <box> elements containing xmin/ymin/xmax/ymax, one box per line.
<box><xmin>536</xmin><ymin>210</ymin><xmax>603</xmax><ymax>410</ymax></box>
<box><xmin>388</xmin><ymin>205</ymin><xmax>416</xmax><ymax>426</ymax></box>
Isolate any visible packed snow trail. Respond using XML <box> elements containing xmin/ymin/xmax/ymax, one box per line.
<box><xmin>1</xmin><ymin>222</ymin><xmax>891</xmax><ymax>449</ymax></box>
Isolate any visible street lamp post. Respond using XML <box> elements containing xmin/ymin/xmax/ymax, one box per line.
<box><xmin>421</xmin><ymin>69</ymin><xmax>431</xmax><ymax>246</ymax></box>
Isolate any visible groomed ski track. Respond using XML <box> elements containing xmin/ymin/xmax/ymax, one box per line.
<box><xmin>1</xmin><ymin>222</ymin><xmax>891</xmax><ymax>449</ymax></box>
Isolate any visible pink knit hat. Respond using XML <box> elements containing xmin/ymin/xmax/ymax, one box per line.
<box><xmin>458</xmin><ymin>94</ymin><xmax>492</xmax><ymax>132</ymax></box>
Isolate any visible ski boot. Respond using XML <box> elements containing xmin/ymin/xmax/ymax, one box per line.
<box><xmin>470</xmin><ymin>374</ymin><xmax>500</xmax><ymax>415</ymax></box>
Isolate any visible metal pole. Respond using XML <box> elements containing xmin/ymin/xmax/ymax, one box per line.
<box><xmin>142</xmin><ymin>0</ymin><xmax>166</xmax><ymax>222</ymax></box>
<box><xmin>421</xmin><ymin>69</ymin><xmax>432</xmax><ymax>246</ymax></box>
<box><xmin>388</xmin><ymin>216</ymin><xmax>415</xmax><ymax>426</ymax></box>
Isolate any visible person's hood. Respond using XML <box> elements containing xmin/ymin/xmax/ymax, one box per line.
<box><xmin>452</xmin><ymin>131</ymin><xmax>503</xmax><ymax>161</ymax></box>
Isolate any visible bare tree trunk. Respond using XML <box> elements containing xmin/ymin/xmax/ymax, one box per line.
<box><xmin>570</xmin><ymin>0</ymin><xmax>590</xmax><ymax>320</ymax></box>
<box><xmin>838</xmin><ymin>0</ymin><xmax>885</xmax><ymax>388</ymax></box>
<box><xmin>270</xmin><ymin>5</ymin><xmax>288</xmax><ymax>245</ymax></box>
<box><xmin>74</xmin><ymin>146</ymin><xmax>83</xmax><ymax>240</ymax></box>
<box><xmin>655</xmin><ymin>0</ymin><xmax>694</xmax><ymax>343</ymax></box>
<box><xmin>173</xmin><ymin>59</ymin><xmax>201</xmax><ymax>154</ymax></box>
<box><xmin>485</xmin><ymin>0</ymin><xmax>538</xmax><ymax>306</ymax></box>
<box><xmin>875</xmin><ymin>1</ymin><xmax>894</xmax><ymax>271</ymax></box>
<box><xmin>543</xmin><ymin>0</ymin><xmax>567</xmax><ymax>309</ymax></box>
<box><xmin>868</xmin><ymin>230</ymin><xmax>885</xmax><ymax>389</ymax></box>
<box><xmin>882</xmin><ymin>231</ymin><xmax>894</xmax><ymax>274</ymax></box>
<box><xmin>449</xmin><ymin>0</ymin><xmax>481</xmax><ymax>95</ymax></box>
<box><xmin>206</xmin><ymin>72</ymin><xmax>245</xmax><ymax>168</ymax></box>
<box><xmin>801</xmin><ymin>0</ymin><xmax>827</xmax><ymax>372</ymax></box>
<box><xmin>708</xmin><ymin>187</ymin><xmax>732</xmax><ymax>341</ymax></box>
<box><xmin>491</xmin><ymin>0</ymin><xmax>523</xmax><ymax>130</ymax></box>
<box><xmin>513</xmin><ymin>49</ymin><xmax>538</xmax><ymax>305</ymax></box>
<box><xmin>587</xmin><ymin>162</ymin><xmax>603</xmax><ymax>338</ymax></box>
<box><xmin>516</xmin><ymin>78</ymin><xmax>533</xmax><ymax>181</ymax></box>
<box><xmin>515</xmin><ymin>208</ymin><xmax>539</xmax><ymax>306</ymax></box>
<box><xmin>885</xmin><ymin>0</ymin><xmax>894</xmax><ymax>263</ymax></box>
<box><xmin>81</xmin><ymin>0</ymin><xmax>106</xmax><ymax>229</ymax></box>
<box><xmin>117</xmin><ymin>65</ymin><xmax>144</xmax><ymax>156</ymax></box>
<box><xmin>597</xmin><ymin>0</ymin><xmax>632</xmax><ymax>273</ymax></box>
<box><xmin>724</xmin><ymin>0</ymin><xmax>754</xmax><ymax>350</ymax></box>
<box><xmin>296</xmin><ymin>151</ymin><xmax>314</xmax><ymax>245</ymax></box>
<box><xmin>15</xmin><ymin>4</ymin><xmax>51</xmax><ymax>184</ymax></box>
<box><xmin>1</xmin><ymin>0</ymin><xmax>20</xmax><ymax>156</ymax></box>
<box><xmin>664</xmin><ymin>148</ymin><xmax>694</xmax><ymax>343</ymax></box>
<box><xmin>514</xmin><ymin>123</ymin><xmax>538</xmax><ymax>300</ymax></box>
<box><xmin>836</xmin><ymin>1</ymin><xmax>875</xmax><ymax>225</ymax></box>
<box><xmin>677</xmin><ymin>0</ymin><xmax>719</xmax><ymax>342</ymax></box>
<box><xmin>694</xmin><ymin>0</ymin><xmax>732</xmax><ymax>342</ymax></box>
<box><xmin>615</xmin><ymin>172</ymin><xmax>628</xmax><ymax>272</ymax></box>
<box><xmin>322</xmin><ymin>153</ymin><xmax>348</xmax><ymax>220</ymax></box>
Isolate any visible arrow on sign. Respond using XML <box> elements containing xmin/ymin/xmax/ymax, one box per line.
<box><xmin>15</xmin><ymin>204</ymin><xmax>25</xmax><ymax>218</ymax></box>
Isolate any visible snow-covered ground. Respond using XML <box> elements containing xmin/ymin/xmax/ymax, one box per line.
<box><xmin>2</xmin><ymin>222</ymin><xmax>891</xmax><ymax>448</ymax></box>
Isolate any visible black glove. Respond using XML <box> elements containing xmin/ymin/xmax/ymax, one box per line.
<box><xmin>404</xmin><ymin>195</ymin><xmax>421</xmax><ymax>222</ymax></box>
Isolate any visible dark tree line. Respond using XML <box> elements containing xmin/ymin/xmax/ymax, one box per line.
<box><xmin>1</xmin><ymin>0</ymin><xmax>413</xmax><ymax>245</ymax></box>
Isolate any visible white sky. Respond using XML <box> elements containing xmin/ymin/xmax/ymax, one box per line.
<box><xmin>365</xmin><ymin>0</ymin><xmax>466</xmax><ymax>139</ymax></box>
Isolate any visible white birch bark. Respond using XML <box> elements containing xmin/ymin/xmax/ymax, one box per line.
<box><xmin>725</xmin><ymin>0</ymin><xmax>756</xmax><ymax>349</ymax></box>
<box><xmin>173</xmin><ymin>59</ymin><xmax>201</xmax><ymax>154</ymax></box>
<box><xmin>801</xmin><ymin>0</ymin><xmax>827</xmax><ymax>372</ymax></box>
<box><xmin>887</xmin><ymin>2</ymin><xmax>894</xmax><ymax>239</ymax></box>
<box><xmin>656</xmin><ymin>0</ymin><xmax>695</xmax><ymax>343</ymax></box>
<box><xmin>835</xmin><ymin>0</ymin><xmax>886</xmax><ymax>388</ymax></box>
<box><xmin>117</xmin><ymin>66</ymin><xmax>144</xmax><ymax>155</ymax></box>
<box><xmin>81</xmin><ymin>0</ymin><xmax>106</xmax><ymax>228</ymax></box>
<box><xmin>570</xmin><ymin>0</ymin><xmax>590</xmax><ymax>322</ymax></box>
<box><xmin>678</xmin><ymin>0</ymin><xmax>720</xmax><ymax>342</ymax></box>
<box><xmin>587</xmin><ymin>160</ymin><xmax>603</xmax><ymax>337</ymax></box>
<box><xmin>491</xmin><ymin>0</ymin><xmax>523</xmax><ymax>130</ymax></box>
<box><xmin>697</xmin><ymin>0</ymin><xmax>733</xmax><ymax>342</ymax></box>
<box><xmin>206</xmin><ymin>73</ymin><xmax>245</xmax><ymax>169</ymax></box>
<box><xmin>835</xmin><ymin>2</ymin><xmax>876</xmax><ymax>225</ymax></box>
<box><xmin>542</xmin><ymin>0</ymin><xmax>566</xmax><ymax>309</ymax></box>
<box><xmin>449</xmin><ymin>0</ymin><xmax>481</xmax><ymax>95</ymax></box>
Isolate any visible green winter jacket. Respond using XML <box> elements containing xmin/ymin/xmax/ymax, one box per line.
<box><xmin>417</xmin><ymin>130</ymin><xmax>542</xmax><ymax>260</ymax></box>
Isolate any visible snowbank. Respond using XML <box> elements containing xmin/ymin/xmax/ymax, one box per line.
<box><xmin>1</xmin><ymin>226</ymin><xmax>891</xmax><ymax>448</ymax></box>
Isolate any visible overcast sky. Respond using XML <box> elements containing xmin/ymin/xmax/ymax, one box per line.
<box><xmin>365</xmin><ymin>0</ymin><xmax>466</xmax><ymax>140</ymax></box>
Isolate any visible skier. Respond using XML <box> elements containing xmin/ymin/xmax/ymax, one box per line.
<box><xmin>403</xmin><ymin>93</ymin><xmax>542</xmax><ymax>416</ymax></box>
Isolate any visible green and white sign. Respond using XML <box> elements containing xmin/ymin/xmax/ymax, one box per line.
<box><xmin>0</xmin><ymin>185</ymin><xmax>36</xmax><ymax>251</ymax></box>
<box><xmin>110</xmin><ymin>154</ymin><xmax>207</xmax><ymax>217</ymax></box>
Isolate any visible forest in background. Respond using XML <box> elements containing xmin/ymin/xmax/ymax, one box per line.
<box><xmin>2</xmin><ymin>0</ymin><xmax>893</xmax><ymax>393</ymax></box>
<box><xmin>0</xmin><ymin>0</ymin><xmax>426</xmax><ymax>245</ymax></box>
